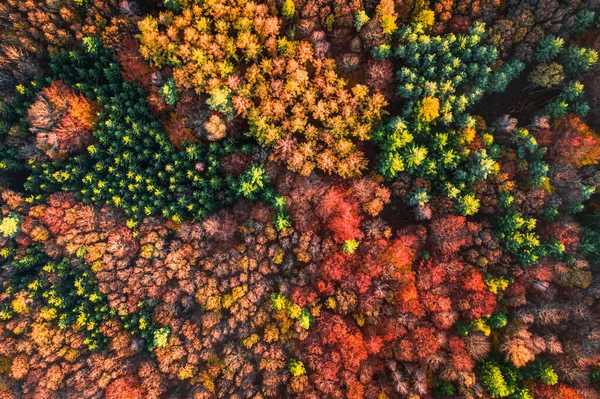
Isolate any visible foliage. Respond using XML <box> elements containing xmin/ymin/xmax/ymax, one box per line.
<box><xmin>0</xmin><ymin>213</ymin><xmax>20</xmax><ymax>238</ymax></box>
<box><xmin>24</xmin><ymin>44</ymin><xmax>285</xmax><ymax>226</ymax></box>
<box><xmin>160</xmin><ymin>77</ymin><xmax>177</xmax><ymax>107</ymax></box>
<box><xmin>138</xmin><ymin>0</ymin><xmax>387</xmax><ymax>177</ymax></box>
<box><xmin>2</xmin><ymin>0</ymin><xmax>600</xmax><ymax>397</ymax></box>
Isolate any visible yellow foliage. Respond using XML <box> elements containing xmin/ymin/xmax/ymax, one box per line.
<box><xmin>91</xmin><ymin>261</ymin><xmax>103</xmax><ymax>273</ymax></box>
<box><xmin>413</xmin><ymin>9</ymin><xmax>435</xmax><ymax>29</ymax></box>
<box><xmin>140</xmin><ymin>244</ymin><xmax>155</xmax><ymax>259</ymax></box>
<box><xmin>0</xmin><ymin>356</ymin><xmax>11</xmax><ymax>374</ymax></box>
<box><xmin>30</xmin><ymin>226</ymin><xmax>49</xmax><ymax>242</ymax></box>
<box><xmin>242</xmin><ymin>334</ymin><xmax>260</xmax><ymax>348</ymax></box>
<box><xmin>178</xmin><ymin>364</ymin><xmax>197</xmax><ymax>380</ymax></box>
<box><xmin>232</xmin><ymin>285</ymin><xmax>247</xmax><ymax>300</ymax></box>
<box><xmin>272</xmin><ymin>248</ymin><xmax>284</xmax><ymax>265</ymax></box>
<box><xmin>0</xmin><ymin>215</ymin><xmax>19</xmax><ymax>238</ymax></box>
<box><xmin>263</xmin><ymin>324</ymin><xmax>279</xmax><ymax>343</ymax></box>
<box><xmin>221</xmin><ymin>294</ymin><xmax>234</xmax><ymax>309</ymax></box>
<box><xmin>11</xmin><ymin>295</ymin><xmax>29</xmax><ymax>314</ymax></box>
<box><xmin>205</xmin><ymin>295</ymin><xmax>222</xmax><ymax>311</ymax></box>
<box><xmin>198</xmin><ymin>371</ymin><xmax>216</xmax><ymax>393</ymax></box>
<box><xmin>460</xmin><ymin>127</ymin><xmax>477</xmax><ymax>144</ymax></box>
<box><xmin>353</xmin><ymin>314</ymin><xmax>366</xmax><ymax>327</ymax></box>
<box><xmin>380</xmin><ymin>15</ymin><xmax>398</xmax><ymax>35</ymax></box>
<box><xmin>416</xmin><ymin>97</ymin><xmax>440</xmax><ymax>123</ymax></box>
<box><xmin>472</xmin><ymin>319</ymin><xmax>491</xmax><ymax>336</ymax></box>
<box><xmin>325</xmin><ymin>297</ymin><xmax>336</xmax><ymax>309</ymax></box>
<box><xmin>40</xmin><ymin>307</ymin><xmax>57</xmax><ymax>321</ymax></box>
<box><xmin>64</xmin><ymin>349</ymin><xmax>79</xmax><ymax>363</ymax></box>
<box><xmin>287</xmin><ymin>303</ymin><xmax>302</xmax><ymax>319</ymax></box>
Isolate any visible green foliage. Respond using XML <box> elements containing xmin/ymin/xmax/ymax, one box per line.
<box><xmin>538</xmin><ymin>364</ymin><xmax>559</xmax><ymax>385</ymax></box>
<box><xmin>274</xmin><ymin>212</ymin><xmax>292</xmax><ymax>231</ymax></box>
<box><xmin>579</xmin><ymin>227</ymin><xmax>600</xmax><ymax>265</ymax></box>
<box><xmin>512</xmin><ymin>388</ymin><xmax>534</xmax><ymax>399</ymax></box>
<box><xmin>151</xmin><ymin>327</ymin><xmax>171</xmax><ymax>350</ymax></box>
<box><xmin>433</xmin><ymin>379</ymin><xmax>455</xmax><ymax>397</ymax></box>
<box><xmin>486</xmin><ymin>312</ymin><xmax>508</xmax><ymax>329</ymax></box>
<box><xmin>408</xmin><ymin>188</ymin><xmax>430</xmax><ymax>206</ymax></box>
<box><xmin>521</xmin><ymin>359</ymin><xmax>558</xmax><ymax>385</ymax></box>
<box><xmin>574</xmin><ymin>10</ymin><xmax>596</xmax><ymax>34</ymax></box>
<box><xmin>489</xmin><ymin>128</ymin><xmax>553</xmax><ymax>265</ymax></box>
<box><xmin>477</xmin><ymin>359</ymin><xmax>519</xmax><ymax>398</ymax></box>
<box><xmin>161</xmin><ymin>77</ymin><xmax>178</xmax><ymax>107</ymax></box>
<box><xmin>494</xmin><ymin>211</ymin><xmax>543</xmax><ymax>265</ymax></box>
<box><xmin>24</xmin><ymin>44</ymin><xmax>288</xmax><ymax>228</ymax></box>
<box><xmin>0</xmin><ymin>247</ymin><xmax>165</xmax><ymax>351</ymax></box>
<box><xmin>533</xmin><ymin>38</ymin><xmax>597</xmax><ymax>118</ymax></box>
<box><xmin>535</xmin><ymin>36</ymin><xmax>565</xmax><ymax>63</ymax></box>
<box><xmin>233</xmin><ymin>164</ymin><xmax>269</xmax><ymax>201</ymax></box>
<box><xmin>372</xmin><ymin>44</ymin><xmax>392</xmax><ymax>59</ymax></box>
<box><xmin>591</xmin><ymin>363</ymin><xmax>600</xmax><ymax>390</ymax></box>
<box><xmin>477</xmin><ymin>356</ymin><xmax>563</xmax><ymax>399</ymax></box>
<box><xmin>163</xmin><ymin>0</ymin><xmax>180</xmax><ymax>11</ymax></box>
<box><xmin>392</xmin><ymin>22</ymin><xmax>523</xmax><ymax>128</ymax></box>
<box><xmin>73</xmin><ymin>0</ymin><xmax>92</xmax><ymax>11</ymax></box>
<box><xmin>354</xmin><ymin>11</ymin><xmax>370</xmax><ymax>31</ymax></box>
<box><xmin>547</xmin><ymin>80</ymin><xmax>589</xmax><ymax>118</ymax></box>
<box><xmin>82</xmin><ymin>36</ymin><xmax>101</xmax><ymax>54</ymax></box>
<box><xmin>373</xmin><ymin>22</ymin><xmax>524</xmax><ymax>219</ymax></box>
<box><xmin>456</xmin><ymin>193</ymin><xmax>480</xmax><ymax>216</ymax></box>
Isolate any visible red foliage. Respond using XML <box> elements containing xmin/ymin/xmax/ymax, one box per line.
<box><xmin>118</xmin><ymin>36</ymin><xmax>157</xmax><ymax>90</ymax></box>
<box><xmin>316</xmin><ymin>186</ymin><xmax>363</xmax><ymax>243</ymax></box>
<box><xmin>460</xmin><ymin>267</ymin><xmax>488</xmax><ymax>292</ymax></box>
<box><xmin>316</xmin><ymin>314</ymin><xmax>368</xmax><ymax>371</ymax></box>
<box><xmin>543</xmin><ymin>219</ymin><xmax>581</xmax><ymax>255</ymax></box>
<box><xmin>27</xmin><ymin>81</ymin><xmax>100</xmax><ymax>160</ymax></box>
<box><xmin>105</xmin><ymin>375</ymin><xmax>146</xmax><ymax>399</ymax></box>
<box><xmin>428</xmin><ymin>215</ymin><xmax>472</xmax><ymax>256</ymax></box>
<box><xmin>533</xmin><ymin>114</ymin><xmax>600</xmax><ymax>168</ymax></box>
<box><xmin>531</xmin><ymin>382</ymin><xmax>584</xmax><ymax>399</ymax></box>
<box><xmin>459</xmin><ymin>290</ymin><xmax>497</xmax><ymax>321</ymax></box>
<box><xmin>322</xmin><ymin>253</ymin><xmax>352</xmax><ymax>281</ymax></box>
<box><xmin>163</xmin><ymin>112</ymin><xmax>199</xmax><ymax>149</ymax></box>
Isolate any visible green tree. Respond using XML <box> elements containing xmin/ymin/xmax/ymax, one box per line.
<box><xmin>477</xmin><ymin>360</ymin><xmax>519</xmax><ymax>398</ymax></box>
<box><xmin>161</xmin><ymin>77</ymin><xmax>178</xmax><ymax>106</ymax></box>
<box><xmin>563</xmin><ymin>45</ymin><xmax>598</xmax><ymax>77</ymax></box>
<box><xmin>354</xmin><ymin>11</ymin><xmax>370</xmax><ymax>31</ymax></box>
<box><xmin>535</xmin><ymin>36</ymin><xmax>565</xmax><ymax>63</ymax></box>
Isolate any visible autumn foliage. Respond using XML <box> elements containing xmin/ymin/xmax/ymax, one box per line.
<box><xmin>1</xmin><ymin>0</ymin><xmax>600</xmax><ymax>398</ymax></box>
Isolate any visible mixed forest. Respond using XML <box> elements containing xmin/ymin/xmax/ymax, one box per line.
<box><xmin>2</xmin><ymin>0</ymin><xmax>600</xmax><ymax>397</ymax></box>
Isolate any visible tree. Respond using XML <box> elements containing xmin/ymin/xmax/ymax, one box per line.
<box><xmin>563</xmin><ymin>45</ymin><xmax>598</xmax><ymax>77</ymax></box>
<box><xmin>105</xmin><ymin>375</ymin><xmax>146</xmax><ymax>399</ymax></box>
<box><xmin>477</xmin><ymin>360</ymin><xmax>518</xmax><ymax>398</ymax></box>
<box><xmin>536</xmin><ymin>36</ymin><xmax>565</xmax><ymax>63</ymax></box>
<box><xmin>529</xmin><ymin>63</ymin><xmax>565</xmax><ymax>88</ymax></box>
<box><xmin>282</xmin><ymin>0</ymin><xmax>295</xmax><ymax>19</ymax></box>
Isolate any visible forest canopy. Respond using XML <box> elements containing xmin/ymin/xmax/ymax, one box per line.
<box><xmin>2</xmin><ymin>0</ymin><xmax>600</xmax><ymax>398</ymax></box>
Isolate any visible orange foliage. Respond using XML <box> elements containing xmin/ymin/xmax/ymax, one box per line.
<box><xmin>105</xmin><ymin>375</ymin><xmax>146</xmax><ymax>399</ymax></box>
<box><xmin>163</xmin><ymin>112</ymin><xmax>199</xmax><ymax>149</ymax></box>
<box><xmin>534</xmin><ymin>114</ymin><xmax>600</xmax><ymax>168</ymax></box>
<box><xmin>27</xmin><ymin>80</ymin><xmax>100</xmax><ymax>160</ymax></box>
